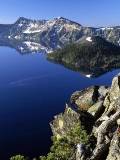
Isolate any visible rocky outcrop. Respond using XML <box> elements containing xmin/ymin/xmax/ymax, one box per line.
<box><xmin>71</xmin><ymin>86</ymin><xmax>109</xmax><ymax>118</ymax></box>
<box><xmin>71</xmin><ymin>86</ymin><xmax>100</xmax><ymax>111</ymax></box>
<box><xmin>50</xmin><ymin>74</ymin><xmax>120</xmax><ymax>160</ymax></box>
<box><xmin>106</xmin><ymin>132</ymin><xmax>120</xmax><ymax>160</ymax></box>
<box><xmin>50</xmin><ymin>104</ymin><xmax>81</xmax><ymax>140</ymax></box>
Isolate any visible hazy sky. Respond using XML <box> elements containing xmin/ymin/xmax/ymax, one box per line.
<box><xmin>0</xmin><ymin>0</ymin><xmax>120</xmax><ymax>26</ymax></box>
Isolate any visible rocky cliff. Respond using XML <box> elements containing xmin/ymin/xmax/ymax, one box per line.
<box><xmin>49</xmin><ymin>74</ymin><xmax>120</xmax><ymax>160</ymax></box>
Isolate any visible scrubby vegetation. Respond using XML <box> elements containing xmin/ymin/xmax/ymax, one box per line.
<box><xmin>10</xmin><ymin>73</ymin><xmax>120</xmax><ymax>160</ymax></box>
<box><xmin>10</xmin><ymin>155</ymin><xmax>28</xmax><ymax>160</ymax></box>
<box><xmin>10</xmin><ymin>123</ymin><xmax>89</xmax><ymax>160</ymax></box>
<box><xmin>39</xmin><ymin>122</ymin><xmax>89</xmax><ymax>160</ymax></box>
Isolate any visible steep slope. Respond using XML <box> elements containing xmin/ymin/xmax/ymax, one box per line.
<box><xmin>38</xmin><ymin>74</ymin><xmax>120</xmax><ymax>160</ymax></box>
<box><xmin>0</xmin><ymin>17</ymin><xmax>83</xmax><ymax>52</ymax></box>
<box><xmin>10</xmin><ymin>74</ymin><xmax>120</xmax><ymax>160</ymax></box>
<box><xmin>0</xmin><ymin>17</ymin><xmax>120</xmax><ymax>53</ymax></box>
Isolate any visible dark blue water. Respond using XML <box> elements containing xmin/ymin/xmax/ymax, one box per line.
<box><xmin>0</xmin><ymin>47</ymin><xmax>120</xmax><ymax>159</ymax></box>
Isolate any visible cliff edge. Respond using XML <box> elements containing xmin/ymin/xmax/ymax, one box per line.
<box><xmin>49</xmin><ymin>74</ymin><xmax>120</xmax><ymax>160</ymax></box>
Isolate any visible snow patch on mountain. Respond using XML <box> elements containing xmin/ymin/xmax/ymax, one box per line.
<box><xmin>23</xmin><ymin>41</ymin><xmax>53</xmax><ymax>53</ymax></box>
<box><xmin>8</xmin><ymin>36</ymin><xmax>11</xmax><ymax>39</ymax></box>
<box><xmin>100</xmin><ymin>27</ymin><xmax>114</xmax><ymax>31</ymax></box>
<box><xmin>86</xmin><ymin>37</ymin><xmax>92</xmax><ymax>42</ymax></box>
<box><xmin>15</xmin><ymin>35</ymin><xmax>21</xmax><ymax>39</ymax></box>
<box><xmin>18</xmin><ymin>23</ymin><xmax>23</xmax><ymax>27</ymax></box>
<box><xmin>1</xmin><ymin>17</ymin><xmax>120</xmax><ymax>53</ymax></box>
<box><xmin>86</xmin><ymin>74</ymin><xmax>92</xmax><ymax>78</ymax></box>
<box><xmin>23</xmin><ymin>23</ymin><xmax>43</xmax><ymax>33</ymax></box>
<box><xmin>23</xmin><ymin>29</ymin><xmax>42</xmax><ymax>34</ymax></box>
<box><xmin>22</xmin><ymin>17</ymin><xmax>81</xmax><ymax>34</ymax></box>
<box><xmin>24</xmin><ymin>41</ymin><xmax>41</xmax><ymax>50</ymax></box>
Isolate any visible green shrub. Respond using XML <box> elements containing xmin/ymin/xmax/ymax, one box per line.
<box><xmin>40</xmin><ymin>122</ymin><xmax>89</xmax><ymax>160</ymax></box>
<box><xmin>10</xmin><ymin>155</ymin><xmax>28</xmax><ymax>160</ymax></box>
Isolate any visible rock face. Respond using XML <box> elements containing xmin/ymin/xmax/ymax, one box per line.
<box><xmin>50</xmin><ymin>105</ymin><xmax>80</xmax><ymax>140</ymax></box>
<box><xmin>109</xmin><ymin>74</ymin><xmax>120</xmax><ymax>101</ymax></box>
<box><xmin>106</xmin><ymin>132</ymin><xmax>120</xmax><ymax>160</ymax></box>
<box><xmin>71</xmin><ymin>86</ymin><xmax>109</xmax><ymax>118</ymax></box>
<box><xmin>1</xmin><ymin>17</ymin><xmax>120</xmax><ymax>53</ymax></box>
<box><xmin>50</xmin><ymin>74</ymin><xmax>120</xmax><ymax>160</ymax></box>
<box><xmin>71</xmin><ymin>86</ymin><xmax>100</xmax><ymax>111</ymax></box>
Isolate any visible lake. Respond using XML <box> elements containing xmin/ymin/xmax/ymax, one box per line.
<box><xmin>0</xmin><ymin>47</ymin><xmax>120</xmax><ymax>159</ymax></box>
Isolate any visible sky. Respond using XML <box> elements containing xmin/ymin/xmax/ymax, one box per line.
<box><xmin>0</xmin><ymin>0</ymin><xmax>120</xmax><ymax>27</ymax></box>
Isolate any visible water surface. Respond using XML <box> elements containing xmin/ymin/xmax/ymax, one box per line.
<box><xmin>0</xmin><ymin>47</ymin><xmax>120</xmax><ymax>159</ymax></box>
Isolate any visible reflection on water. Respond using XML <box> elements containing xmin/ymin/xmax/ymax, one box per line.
<box><xmin>0</xmin><ymin>46</ymin><xmax>120</xmax><ymax>159</ymax></box>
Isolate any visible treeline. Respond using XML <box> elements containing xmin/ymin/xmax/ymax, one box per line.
<box><xmin>47</xmin><ymin>36</ymin><xmax>120</xmax><ymax>77</ymax></box>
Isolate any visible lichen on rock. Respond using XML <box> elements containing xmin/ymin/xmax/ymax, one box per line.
<box><xmin>71</xmin><ymin>86</ymin><xmax>109</xmax><ymax>113</ymax></box>
<box><xmin>50</xmin><ymin>104</ymin><xmax>81</xmax><ymax>140</ymax></box>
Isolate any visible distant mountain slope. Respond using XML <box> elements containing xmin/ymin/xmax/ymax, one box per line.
<box><xmin>47</xmin><ymin>36</ymin><xmax>120</xmax><ymax>77</ymax></box>
<box><xmin>0</xmin><ymin>17</ymin><xmax>120</xmax><ymax>53</ymax></box>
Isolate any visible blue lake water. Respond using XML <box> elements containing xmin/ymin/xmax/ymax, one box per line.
<box><xmin>0</xmin><ymin>47</ymin><xmax>120</xmax><ymax>159</ymax></box>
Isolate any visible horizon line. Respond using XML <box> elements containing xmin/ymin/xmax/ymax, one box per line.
<box><xmin>0</xmin><ymin>16</ymin><xmax>120</xmax><ymax>28</ymax></box>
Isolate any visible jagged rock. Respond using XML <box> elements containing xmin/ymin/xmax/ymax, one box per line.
<box><xmin>103</xmin><ymin>95</ymin><xmax>110</xmax><ymax>109</ymax></box>
<box><xmin>90</xmin><ymin>110</ymin><xmax>120</xmax><ymax>160</ymax></box>
<box><xmin>110</xmin><ymin>74</ymin><xmax>120</xmax><ymax>102</ymax></box>
<box><xmin>73</xmin><ymin>74</ymin><xmax>120</xmax><ymax>160</ymax></box>
<box><xmin>48</xmin><ymin>74</ymin><xmax>120</xmax><ymax>160</ymax></box>
<box><xmin>76</xmin><ymin>144</ymin><xmax>86</xmax><ymax>160</ymax></box>
<box><xmin>117</xmin><ymin>119</ymin><xmax>120</xmax><ymax>125</ymax></box>
<box><xmin>106</xmin><ymin>132</ymin><xmax>120</xmax><ymax>160</ymax></box>
<box><xmin>71</xmin><ymin>86</ymin><xmax>109</xmax><ymax>112</ymax></box>
<box><xmin>87</xmin><ymin>100</ymin><xmax>104</xmax><ymax>118</ymax></box>
<box><xmin>89</xmin><ymin>74</ymin><xmax>120</xmax><ymax>160</ymax></box>
<box><xmin>103</xmin><ymin>97</ymin><xmax>120</xmax><ymax>121</ymax></box>
<box><xmin>50</xmin><ymin>104</ymin><xmax>80</xmax><ymax>139</ymax></box>
<box><xmin>104</xmin><ymin>74</ymin><xmax>120</xmax><ymax>111</ymax></box>
<box><xmin>98</xmin><ymin>86</ymin><xmax>109</xmax><ymax>100</ymax></box>
<box><xmin>71</xmin><ymin>86</ymin><xmax>100</xmax><ymax>111</ymax></box>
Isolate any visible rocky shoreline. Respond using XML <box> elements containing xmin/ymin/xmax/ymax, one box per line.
<box><xmin>49</xmin><ymin>74</ymin><xmax>120</xmax><ymax>160</ymax></box>
<box><xmin>10</xmin><ymin>74</ymin><xmax>120</xmax><ymax>160</ymax></box>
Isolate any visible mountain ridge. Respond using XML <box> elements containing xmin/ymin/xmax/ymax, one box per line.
<box><xmin>0</xmin><ymin>17</ymin><xmax>120</xmax><ymax>53</ymax></box>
